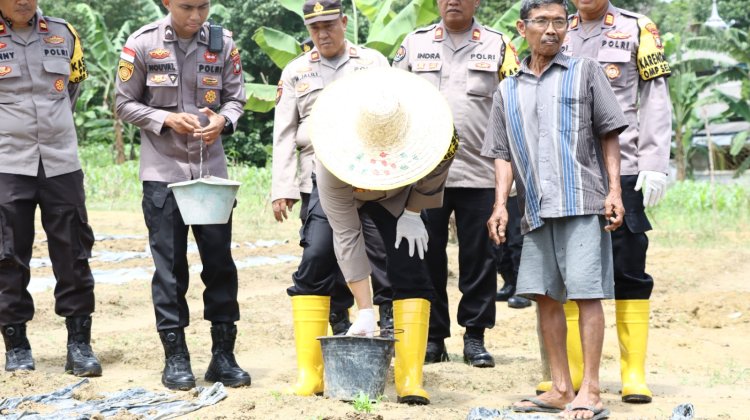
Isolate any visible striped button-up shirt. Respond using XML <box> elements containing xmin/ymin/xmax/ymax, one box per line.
<box><xmin>482</xmin><ymin>53</ymin><xmax>627</xmax><ymax>234</ymax></box>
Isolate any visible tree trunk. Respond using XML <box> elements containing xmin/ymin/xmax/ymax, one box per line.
<box><xmin>114</xmin><ymin>117</ymin><xmax>125</xmax><ymax>164</ymax></box>
<box><xmin>675</xmin><ymin>127</ymin><xmax>686</xmax><ymax>181</ymax></box>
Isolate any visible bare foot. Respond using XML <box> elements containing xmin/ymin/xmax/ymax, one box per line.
<box><xmin>513</xmin><ymin>389</ymin><xmax>573</xmax><ymax>411</ymax></box>
<box><xmin>560</xmin><ymin>389</ymin><xmax>605</xmax><ymax>419</ymax></box>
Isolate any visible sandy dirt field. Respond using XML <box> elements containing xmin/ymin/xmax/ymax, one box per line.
<box><xmin>1</xmin><ymin>210</ymin><xmax>748</xmax><ymax>419</ymax></box>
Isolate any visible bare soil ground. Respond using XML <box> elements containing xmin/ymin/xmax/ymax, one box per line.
<box><xmin>1</xmin><ymin>210</ymin><xmax>748</xmax><ymax>419</ymax></box>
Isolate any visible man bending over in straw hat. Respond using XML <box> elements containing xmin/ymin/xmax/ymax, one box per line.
<box><xmin>482</xmin><ymin>0</ymin><xmax>626</xmax><ymax>418</ymax></box>
<box><xmin>309</xmin><ymin>67</ymin><xmax>458</xmax><ymax>405</ymax></box>
<box><xmin>272</xmin><ymin>0</ymin><xmax>396</xmax><ymax>397</ymax></box>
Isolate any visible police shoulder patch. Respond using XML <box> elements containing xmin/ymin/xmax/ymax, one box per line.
<box><xmin>636</xmin><ymin>16</ymin><xmax>670</xmax><ymax>81</ymax></box>
<box><xmin>393</xmin><ymin>45</ymin><xmax>406</xmax><ymax>62</ymax></box>
<box><xmin>118</xmin><ymin>59</ymin><xmax>134</xmax><ymax>82</ymax></box>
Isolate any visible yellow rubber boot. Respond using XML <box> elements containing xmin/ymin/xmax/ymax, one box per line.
<box><xmin>286</xmin><ymin>295</ymin><xmax>330</xmax><ymax>396</ymax></box>
<box><xmin>393</xmin><ymin>298</ymin><xmax>430</xmax><ymax>405</ymax></box>
<box><xmin>536</xmin><ymin>301</ymin><xmax>584</xmax><ymax>394</ymax></box>
<box><xmin>616</xmin><ymin>299</ymin><xmax>653</xmax><ymax>403</ymax></box>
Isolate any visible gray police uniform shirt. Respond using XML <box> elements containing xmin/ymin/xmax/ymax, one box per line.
<box><xmin>392</xmin><ymin>20</ymin><xmax>519</xmax><ymax>188</ymax></box>
<box><xmin>0</xmin><ymin>13</ymin><xmax>88</xmax><ymax>177</ymax></box>
<box><xmin>115</xmin><ymin>15</ymin><xmax>246</xmax><ymax>183</ymax></box>
<box><xmin>562</xmin><ymin>3</ymin><xmax>672</xmax><ymax>175</ymax></box>
<box><xmin>272</xmin><ymin>41</ymin><xmax>389</xmax><ymax>202</ymax></box>
<box><xmin>316</xmin><ymin>148</ymin><xmax>455</xmax><ymax>282</ymax></box>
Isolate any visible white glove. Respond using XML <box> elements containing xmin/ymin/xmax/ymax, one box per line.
<box><xmin>395</xmin><ymin>209</ymin><xmax>428</xmax><ymax>259</ymax></box>
<box><xmin>634</xmin><ymin>171</ymin><xmax>668</xmax><ymax>207</ymax></box>
<box><xmin>346</xmin><ymin>309</ymin><xmax>376</xmax><ymax>337</ymax></box>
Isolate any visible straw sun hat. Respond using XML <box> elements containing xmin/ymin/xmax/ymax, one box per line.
<box><xmin>308</xmin><ymin>67</ymin><xmax>455</xmax><ymax>191</ymax></box>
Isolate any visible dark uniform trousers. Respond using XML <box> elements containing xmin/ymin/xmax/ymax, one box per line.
<box><xmin>359</xmin><ymin>202</ymin><xmax>434</xmax><ymax>301</ymax></box>
<box><xmin>425</xmin><ymin>187</ymin><xmax>496</xmax><ymax>340</ymax></box>
<box><xmin>0</xmin><ymin>163</ymin><xmax>95</xmax><ymax>325</ymax></box>
<box><xmin>288</xmin><ymin>178</ymin><xmax>392</xmax><ymax>312</ymax></box>
<box><xmin>612</xmin><ymin>175</ymin><xmax>655</xmax><ymax>300</ymax></box>
<box><xmin>142</xmin><ymin>181</ymin><xmax>240</xmax><ymax>331</ymax></box>
<box><xmin>494</xmin><ymin>195</ymin><xmax>523</xmax><ymax>285</ymax></box>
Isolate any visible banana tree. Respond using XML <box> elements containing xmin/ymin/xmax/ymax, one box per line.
<box><xmin>245</xmin><ymin>0</ymin><xmax>439</xmax><ymax>112</ymax></box>
<box><xmin>72</xmin><ymin>2</ymin><xmax>163</xmax><ymax>163</ymax></box>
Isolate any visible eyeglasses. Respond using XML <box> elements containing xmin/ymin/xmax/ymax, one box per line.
<box><xmin>523</xmin><ymin>18</ymin><xmax>568</xmax><ymax>30</ymax></box>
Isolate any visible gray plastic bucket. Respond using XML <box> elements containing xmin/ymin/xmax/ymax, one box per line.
<box><xmin>167</xmin><ymin>176</ymin><xmax>241</xmax><ymax>225</ymax></box>
<box><xmin>318</xmin><ymin>335</ymin><xmax>395</xmax><ymax>401</ymax></box>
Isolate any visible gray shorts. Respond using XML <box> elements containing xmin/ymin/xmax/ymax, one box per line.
<box><xmin>516</xmin><ymin>215</ymin><xmax>614</xmax><ymax>302</ymax></box>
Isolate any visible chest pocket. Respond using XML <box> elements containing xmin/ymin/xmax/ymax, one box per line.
<box><xmin>412</xmin><ymin>61</ymin><xmax>442</xmax><ymax>89</ymax></box>
<box><xmin>0</xmin><ymin>62</ymin><xmax>22</xmax><ymax>104</ymax></box>
<box><xmin>466</xmin><ymin>61</ymin><xmax>498</xmax><ymax>97</ymax></box>
<box><xmin>196</xmin><ymin>53</ymin><xmax>226</xmax><ymax>109</ymax></box>
<box><xmin>295</xmin><ymin>76</ymin><xmax>325</xmax><ymax>119</ymax></box>
<box><xmin>145</xmin><ymin>61</ymin><xmax>179</xmax><ymax>108</ymax></box>
<box><xmin>42</xmin><ymin>59</ymin><xmax>70</xmax><ymax>99</ymax></box>
<box><xmin>557</xmin><ymin>94</ymin><xmax>592</xmax><ymax>132</ymax></box>
<box><xmin>597</xmin><ymin>47</ymin><xmax>632</xmax><ymax>88</ymax></box>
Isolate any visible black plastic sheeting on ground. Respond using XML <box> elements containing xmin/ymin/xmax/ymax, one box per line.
<box><xmin>0</xmin><ymin>378</ymin><xmax>226</xmax><ymax>419</ymax></box>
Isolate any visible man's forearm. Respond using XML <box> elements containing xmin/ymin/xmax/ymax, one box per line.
<box><xmin>493</xmin><ymin>159</ymin><xmax>514</xmax><ymax>206</ymax></box>
<box><xmin>601</xmin><ymin>131</ymin><xmax>622</xmax><ymax>192</ymax></box>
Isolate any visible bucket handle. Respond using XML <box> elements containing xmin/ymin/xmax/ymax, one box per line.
<box><xmin>199</xmin><ymin>133</ymin><xmax>210</xmax><ymax>178</ymax></box>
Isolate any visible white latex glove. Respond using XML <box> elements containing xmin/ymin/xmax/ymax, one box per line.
<box><xmin>394</xmin><ymin>209</ymin><xmax>428</xmax><ymax>259</ymax></box>
<box><xmin>346</xmin><ymin>308</ymin><xmax>376</xmax><ymax>337</ymax></box>
<box><xmin>634</xmin><ymin>170</ymin><xmax>668</xmax><ymax>207</ymax></box>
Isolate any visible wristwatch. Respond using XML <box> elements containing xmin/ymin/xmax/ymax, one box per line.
<box><xmin>221</xmin><ymin>115</ymin><xmax>233</xmax><ymax>135</ymax></box>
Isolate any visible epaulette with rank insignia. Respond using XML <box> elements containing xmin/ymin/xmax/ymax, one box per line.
<box><xmin>413</xmin><ymin>23</ymin><xmax>437</xmax><ymax>34</ymax></box>
<box><xmin>131</xmin><ymin>22</ymin><xmax>159</xmax><ymax>40</ymax></box>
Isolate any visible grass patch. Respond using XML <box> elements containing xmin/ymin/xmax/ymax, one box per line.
<box><xmin>79</xmin><ymin>144</ymin><xmax>297</xmax><ymax>240</ymax></box>
<box><xmin>647</xmin><ymin>181</ymin><xmax>750</xmax><ymax>247</ymax></box>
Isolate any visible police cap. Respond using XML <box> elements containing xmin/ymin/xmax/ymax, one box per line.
<box><xmin>303</xmin><ymin>0</ymin><xmax>342</xmax><ymax>25</ymax></box>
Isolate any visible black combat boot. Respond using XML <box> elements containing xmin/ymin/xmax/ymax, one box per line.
<box><xmin>495</xmin><ymin>283</ymin><xmax>515</xmax><ymax>302</ymax></box>
<box><xmin>65</xmin><ymin>316</ymin><xmax>102</xmax><ymax>377</ymax></box>
<box><xmin>2</xmin><ymin>324</ymin><xmax>35</xmax><ymax>372</ymax></box>
<box><xmin>378</xmin><ymin>302</ymin><xmax>394</xmax><ymax>338</ymax></box>
<box><xmin>508</xmin><ymin>295</ymin><xmax>532</xmax><ymax>309</ymax></box>
<box><xmin>424</xmin><ymin>339</ymin><xmax>449</xmax><ymax>364</ymax></box>
<box><xmin>205</xmin><ymin>323</ymin><xmax>251</xmax><ymax>387</ymax></box>
<box><xmin>463</xmin><ymin>330</ymin><xmax>495</xmax><ymax>368</ymax></box>
<box><xmin>159</xmin><ymin>328</ymin><xmax>196</xmax><ymax>390</ymax></box>
<box><xmin>329</xmin><ymin>309</ymin><xmax>352</xmax><ymax>336</ymax></box>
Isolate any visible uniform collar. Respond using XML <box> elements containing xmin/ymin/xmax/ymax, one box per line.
<box><xmin>0</xmin><ymin>11</ymin><xmax>45</xmax><ymax>36</ymax></box>
<box><xmin>161</xmin><ymin>15</ymin><xmax>210</xmax><ymax>45</ymax></box>
<box><xmin>308</xmin><ymin>40</ymin><xmax>358</xmax><ymax>65</ymax></box>
<box><xmin>433</xmin><ymin>19</ymin><xmax>483</xmax><ymax>43</ymax></box>
<box><xmin>568</xmin><ymin>2</ymin><xmax>619</xmax><ymax>33</ymax></box>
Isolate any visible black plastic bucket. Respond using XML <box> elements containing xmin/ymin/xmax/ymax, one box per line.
<box><xmin>318</xmin><ymin>335</ymin><xmax>395</xmax><ymax>401</ymax></box>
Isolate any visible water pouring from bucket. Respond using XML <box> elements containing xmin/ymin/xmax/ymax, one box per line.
<box><xmin>168</xmin><ymin>137</ymin><xmax>241</xmax><ymax>225</ymax></box>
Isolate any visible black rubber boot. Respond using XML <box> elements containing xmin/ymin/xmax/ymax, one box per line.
<box><xmin>65</xmin><ymin>316</ymin><xmax>102</xmax><ymax>377</ymax></box>
<box><xmin>378</xmin><ymin>302</ymin><xmax>394</xmax><ymax>338</ymax></box>
<box><xmin>424</xmin><ymin>339</ymin><xmax>449</xmax><ymax>364</ymax></box>
<box><xmin>205</xmin><ymin>323</ymin><xmax>251</xmax><ymax>388</ymax></box>
<box><xmin>508</xmin><ymin>295</ymin><xmax>532</xmax><ymax>309</ymax></box>
<box><xmin>159</xmin><ymin>328</ymin><xmax>196</xmax><ymax>390</ymax></box>
<box><xmin>495</xmin><ymin>283</ymin><xmax>515</xmax><ymax>302</ymax></box>
<box><xmin>329</xmin><ymin>309</ymin><xmax>352</xmax><ymax>336</ymax></box>
<box><xmin>2</xmin><ymin>324</ymin><xmax>35</xmax><ymax>372</ymax></box>
<box><xmin>463</xmin><ymin>332</ymin><xmax>495</xmax><ymax>368</ymax></box>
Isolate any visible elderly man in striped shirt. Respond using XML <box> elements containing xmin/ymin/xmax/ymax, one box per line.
<box><xmin>482</xmin><ymin>0</ymin><xmax>627</xmax><ymax>418</ymax></box>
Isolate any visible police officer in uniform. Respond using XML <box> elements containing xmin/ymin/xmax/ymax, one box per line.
<box><xmin>393</xmin><ymin>0</ymin><xmax>519</xmax><ymax>367</ymax></box>
<box><xmin>534</xmin><ymin>0</ymin><xmax>672</xmax><ymax>403</ymax></box>
<box><xmin>115</xmin><ymin>0</ymin><xmax>250</xmax><ymax>390</ymax></box>
<box><xmin>272</xmin><ymin>0</ymin><xmax>395</xmax><ymax>396</ymax></box>
<box><xmin>276</xmin><ymin>35</ymin><xmax>393</xmax><ymax>338</ymax></box>
<box><xmin>0</xmin><ymin>1</ymin><xmax>101</xmax><ymax>377</ymax></box>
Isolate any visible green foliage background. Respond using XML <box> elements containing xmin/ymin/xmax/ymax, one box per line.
<box><xmin>37</xmin><ymin>0</ymin><xmax>750</xmax><ymax>170</ymax></box>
